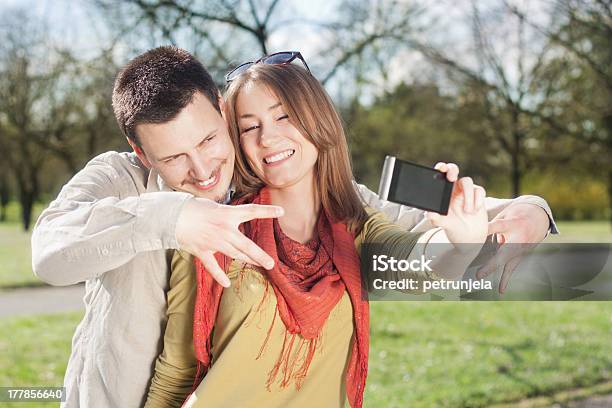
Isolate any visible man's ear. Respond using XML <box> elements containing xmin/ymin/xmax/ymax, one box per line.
<box><xmin>126</xmin><ymin>137</ymin><xmax>152</xmax><ymax>168</ymax></box>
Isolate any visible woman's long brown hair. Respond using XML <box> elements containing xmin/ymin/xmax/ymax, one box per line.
<box><xmin>224</xmin><ymin>64</ymin><xmax>368</xmax><ymax>234</ymax></box>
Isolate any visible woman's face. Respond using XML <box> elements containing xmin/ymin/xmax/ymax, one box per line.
<box><xmin>236</xmin><ymin>82</ymin><xmax>318</xmax><ymax>190</ymax></box>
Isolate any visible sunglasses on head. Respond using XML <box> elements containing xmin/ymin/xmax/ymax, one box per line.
<box><xmin>225</xmin><ymin>51</ymin><xmax>311</xmax><ymax>83</ymax></box>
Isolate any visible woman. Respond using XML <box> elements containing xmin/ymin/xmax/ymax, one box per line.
<box><xmin>145</xmin><ymin>53</ymin><xmax>487</xmax><ymax>408</ymax></box>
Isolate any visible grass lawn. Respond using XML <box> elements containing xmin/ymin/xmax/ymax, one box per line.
<box><xmin>0</xmin><ymin>312</ymin><xmax>83</xmax><ymax>408</ymax></box>
<box><xmin>0</xmin><ymin>224</ymin><xmax>39</xmax><ymax>289</ymax></box>
<box><xmin>0</xmin><ymin>202</ymin><xmax>45</xmax><ymax>289</ymax></box>
<box><xmin>547</xmin><ymin>221</ymin><xmax>611</xmax><ymax>243</ymax></box>
<box><xmin>0</xmin><ymin>305</ymin><xmax>610</xmax><ymax>407</ymax></box>
<box><xmin>366</xmin><ymin>302</ymin><xmax>612</xmax><ymax>407</ymax></box>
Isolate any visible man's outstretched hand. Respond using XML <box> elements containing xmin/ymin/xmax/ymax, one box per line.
<box><xmin>176</xmin><ymin>198</ymin><xmax>284</xmax><ymax>287</ymax></box>
<box><xmin>476</xmin><ymin>203</ymin><xmax>550</xmax><ymax>293</ymax></box>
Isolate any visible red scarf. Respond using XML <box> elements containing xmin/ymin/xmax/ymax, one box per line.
<box><xmin>192</xmin><ymin>187</ymin><xmax>369</xmax><ymax>407</ymax></box>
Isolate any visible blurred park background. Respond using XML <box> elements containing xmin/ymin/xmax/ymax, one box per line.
<box><xmin>0</xmin><ymin>0</ymin><xmax>610</xmax><ymax>407</ymax></box>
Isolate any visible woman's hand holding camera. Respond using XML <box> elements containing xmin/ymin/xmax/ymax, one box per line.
<box><xmin>425</xmin><ymin>162</ymin><xmax>488</xmax><ymax>247</ymax></box>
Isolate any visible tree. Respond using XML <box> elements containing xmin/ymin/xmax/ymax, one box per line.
<box><xmin>95</xmin><ymin>0</ymin><xmax>424</xmax><ymax>89</ymax></box>
<box><xmin>345</xmin><ymin>81</ymin><xmax>498</xmax><ymax>189</ymax></box>
<box><xmin>507</xmin><ymin>0</ymin><xmax>611</xmax><ymax>221</ymax></box>
<box><xmin>0</xmin><ymin>11</ymin><xmax>50</xmax><ymax>230</ymax></box>
<box><xmin>407</xmin><ymin>1</ymin><xmax>572</xmax><ymax>197</ymax></box>
<box><xmin>0</xmin><ymin>9</ymin><xmax>124</xmax><ymax>229</ymax></box>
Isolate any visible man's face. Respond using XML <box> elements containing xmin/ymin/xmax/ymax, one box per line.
<box><xmin>133</xmin><ymin>92</ymin><xmax>235</xmax><ymax>202</ymax></box>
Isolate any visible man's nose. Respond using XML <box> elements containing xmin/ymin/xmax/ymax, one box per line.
<box><xmin>187</xmin><ymin>154</ymin><xmax>213</xmax><ymax>180</ymax></box>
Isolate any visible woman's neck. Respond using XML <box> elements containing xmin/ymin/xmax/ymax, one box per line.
<box><xmin>269</xmin><ymin>176</ymin><xmax>319</xmax><ymax>244</ymax></box>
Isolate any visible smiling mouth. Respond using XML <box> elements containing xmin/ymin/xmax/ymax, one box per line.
<box><xmin>263</xmin><ymin>149</ymin><xmax>295</xmax><ymax>165</ymax></box>
<box><xmin>194</xmin><ymin>168</ymin><xmax>220</xmax><ymax>190</ymax></box>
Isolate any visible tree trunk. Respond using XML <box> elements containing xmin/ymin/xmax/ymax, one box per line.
<box><xmin>0</xmin><ymin>177</ymin><xmax>8</xmax><ymax>222</ymax></box>
<box><xmin>510</xmin><ymin>110</ymin><xmax>522</xmax><ymax>198</ymax></box>
<box><xmin>16</xmin><ymin>165</ymin><xmax>40</xmax><ymax>231</ymax></box>
<box><xmin>608</xmin><ymin>167</ymin><xmax>611</xmax><ymax>229</ymax></box>
<box><xmin>511</xmin><ymin>149</ymin><xmax>521</xmax><ymax>198</ymax></box>
<box><xmin>20</xmin><ymin>191</ymin><xmax>33</xmax><ymax>231</ymax></box>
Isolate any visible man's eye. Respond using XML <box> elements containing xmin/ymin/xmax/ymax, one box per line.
<box><xmin>199</xmin><ymin>135</ymin><xmax>215</xmax><ymax>147</ymax></box>
<box><xmin>162</xmin><ymin>155</ymin><xmax>185</xmax><ymax>165</ymax></box>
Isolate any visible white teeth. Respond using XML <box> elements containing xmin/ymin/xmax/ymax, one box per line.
<box><xmin>264</xmin><ymin>149</ymin><xmax>294</xmax><ymax>164</ymax></box>
<box><xmin>198</xmin><ymin>174</ymin><xmax>216</xmax><ymax>187</ymax></box>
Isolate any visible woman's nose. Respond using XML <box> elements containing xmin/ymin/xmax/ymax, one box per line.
<box><xmin>260</xmin><ymin>128</ymin><xmax>281</xmax><ymax>147</ymax></box>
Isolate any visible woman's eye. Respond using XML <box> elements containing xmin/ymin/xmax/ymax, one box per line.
<box><xmin>242</xmin><ymin>125</ymin><xmax>259</xmax><ymax>133</ymax></box>
<box><xmin>277</xmin><ymin>114</ymin><xmax>289</xmax><ymax>121</ymax></box>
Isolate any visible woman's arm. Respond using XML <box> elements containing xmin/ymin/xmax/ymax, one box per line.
<box><xmin>356</xmin><ymin>210</ymin><xmax>484</xmax><ymax>297</ymax></box>
<box><xmin>353</xmin><ymin>182</ymin><xmax>558</xmax><ymax>234</ymax></box>
<box><xmin>356</xmin><ymin>210</ymin><xmax>435</xmax><ymax>294</ymax></box>
<box><xmin>357</xmin><ymin>169</ymin><xmax>489</xmax><ymax>292</ymax></box>
<box><xmin>145</xmin><ymin>250</ymin><xmax>198</xmax><ymax>408</ymax></box>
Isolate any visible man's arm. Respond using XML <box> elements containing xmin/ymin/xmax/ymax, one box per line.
<box><xmin>354</xmin><ymin>182</ymin><xmax>558</xmax><ymax>234</ymax></box>
<box><xmin>31</xmin><ymin>154</ymin><xmax>191</xmax><ymax>286</ymax></box>
<box><xmin>32</xmin><ymin>152</ymin><xmax>282</xmax><ymax>287</ymax></box>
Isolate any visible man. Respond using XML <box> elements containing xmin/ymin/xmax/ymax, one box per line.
<box><xmin>31</xmin><ymin>46</ymin><xmax>556</xmax><ymax>407</ymax></box>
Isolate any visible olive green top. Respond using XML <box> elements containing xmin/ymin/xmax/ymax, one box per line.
<box><xmin>145</xmin><ymin>211</ymin><xmax>437</xmax><ymax>408</ymax></box>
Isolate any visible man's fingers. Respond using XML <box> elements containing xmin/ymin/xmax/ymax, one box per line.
<box><xmin>476</xmin><ymin>258</ymin><xmax>498</xmax><ymax>279</ymax></box>
<box><xmin>499</xmin><ymin>256</ymin><xmax>523</xmax><ymax>294</ymax></box>
<box><xmin>236</xmin><ymin>204</ymin><xmax>284</xmax><ymax>222</ymax></box>
<box><xmin>233</xmin><ymin>233</ymin><xmax>275</xmax><ymax>270</ymax></box>
<box><xmin>222</xmin><ymin>241</ymin><xmax>265</xmax><ymax>268</ymax></box>
<box><xmin>200</xmin><ymin>252</ymin><xmax>231</xmax><ymax>288</ymax></box>
<box><xmin>488</xmin><ymin>218</ymin><xmax>517</xmax><ymax>235</ymax></box>
<box><xmin>476</xmin><ymin>244</ymin><xmax>514</xmax><ymax>279</ymax></box>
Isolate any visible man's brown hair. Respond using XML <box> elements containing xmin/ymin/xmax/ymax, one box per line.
<box><xmin>112</xmin><ymin>46</ymin><xmax>220</xmax><ymax>144</ymax></box>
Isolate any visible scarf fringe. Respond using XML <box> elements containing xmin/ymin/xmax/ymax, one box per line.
<box><xmin>262</xmin><ymin>319</ymin><xmax>323</xmax><ymax>392</ymax></box>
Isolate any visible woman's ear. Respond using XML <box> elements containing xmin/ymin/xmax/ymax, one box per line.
<box><xmin>219</xmin><ymin>96</ymin><xmax>227</xmax><ymax>121</ymax></box>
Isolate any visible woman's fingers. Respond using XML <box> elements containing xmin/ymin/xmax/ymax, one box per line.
<box><xmin>474</xmin><ymin>185</ymin><xmax>486</xmax><ymax>210</ymax></box>
<box><xmin>425</xmin><ymin>211</ymin><xmax>445</xmax><ymax>229</ymax></box>
<box><xmin>458</xmin><ymin>177</ymin><xmax>474</xmax><ymax>213</ymax></box>
<box><xmin>434</xmin><ymin>162</ymin><xmax>459</xmax><ymax>182</ymax></box>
